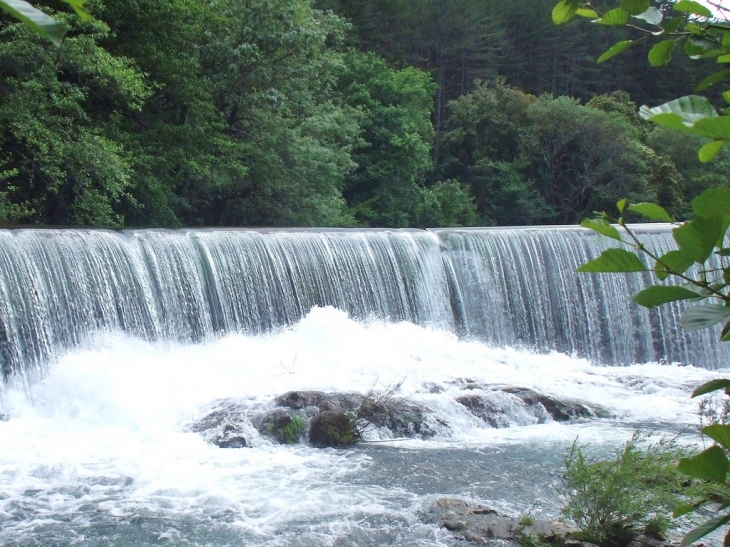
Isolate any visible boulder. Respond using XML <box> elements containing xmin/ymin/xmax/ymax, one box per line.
<box><xmin>276</xmin><ymin>391</ymin><xmax>327</xmax><ymax>409</ymax></box>
<box><xmin>500</xmin><ymin>387</ymin><xmax>597</xmax><ymax>421</ymax></box>
<box><xmin>309</xmin><ymin>409</ymin><xmax>360</xmax><ymax>447</ymax></box>
<box><xmin>356</xmin><ymin>398</ymin><xmax>442</xmax><ymax>438</ymax></box>
<box><xmin>423</xmin><ymin>498</ymin><xmax>578</xmax><ymax>546</ymax></box>
<box><xmin>456</xmin><ymin>394</ymin><xmax>514</xmax><ymax>428</ymax></box>
<box><xmin>189</xmin><ymin>399</ymin><xmax>254</xmax><ymax>448</ymax></box>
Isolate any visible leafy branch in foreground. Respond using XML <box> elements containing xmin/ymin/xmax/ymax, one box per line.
<box><xmin>579</xmin><ymin>190</ymin><xmax>730</xmax><ymax>335</ymax></box>
<box><xmin>554</xmin><ymin>0</ymin><xmax>730</xmax><ymax>163</ymax></box>
<box><xmin>579</xmin><ymin>188</ymin><xmax>730</xmax><ymax>545</ymax></box>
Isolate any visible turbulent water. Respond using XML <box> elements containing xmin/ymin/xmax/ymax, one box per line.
<box><xmin>0</xmin><ymin>227</ymin><xmax>726</xmax><ymax>546</ymax></box>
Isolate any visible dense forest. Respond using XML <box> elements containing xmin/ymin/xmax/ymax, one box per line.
<box><xmin>0</xmin><ymin>0</ymin><xmax>726</xmax><ymax>228</ymax></box>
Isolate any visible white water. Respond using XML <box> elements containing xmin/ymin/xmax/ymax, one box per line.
<box><xmin>0</xmin><ymin>307</ymin><xmax>721</xmax><ymax>546</ymax></box>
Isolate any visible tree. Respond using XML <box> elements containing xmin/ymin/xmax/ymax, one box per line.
<box><xmin>337</xmin><ymin>49</ymin><xmax>436</xmax><ymax>227</ymax></box>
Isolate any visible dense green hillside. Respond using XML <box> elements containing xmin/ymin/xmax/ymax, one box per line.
<box><xmin>0</xmin><ymin>0</ymin><xmax>723</xmax><ymax>227</ymax></box>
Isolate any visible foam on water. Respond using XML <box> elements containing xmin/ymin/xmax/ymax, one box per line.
<box><xmin>0</xmin><ymin>307</ymin><xmax>723</xmax><ymax>546</ymax></box>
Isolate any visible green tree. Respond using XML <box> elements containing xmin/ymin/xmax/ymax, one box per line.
<box><xmin>337</xmin><ymin>49</ymin><xmax>436</xmax><ymax>227</ymax></box>
<box><xmin>0</xmin><ymin>15</ymin><xmax>149</xmax><ymax>225</ymax></box>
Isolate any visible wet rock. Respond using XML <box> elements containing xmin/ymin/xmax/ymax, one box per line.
<box><xmin>309</xmin><ymin>409</ymin><xmax>360</xmax><ymax>447</ymax></box>
<box><xmin>189</xmin><ymin>399</ymin><xmax>255</xmax><ymax>448</ymax></box>
<box><xmin>500</xmin><ymin>387</ymin><xmax>596</xmax><ymax>421</ymax></box>
<box><xmin>456</xmin><ymin>394</ymin><xmax>514</xmax><ymax>428</ymax></box>
<box><xmin>276</xmin><ymin>391</ymin><xmax>327</xmax><ymax>409</ymax></box>
<box><xmin>214</xmin><ymin>424</ymin><xmax>248</xmax><ymax>448</ymax></box>
<box><xmin>424</xmin><ymin>498</ymin><xmax>578</xmax><ymax>546</ymax></box>
<box><xmin>357</xmin><ymin>398</ymin><xmax>441</xmax><ymax>438</ymax></box>
<box><xmin>0</xmin><ymin>413</ymin><xmax>7</xmax><ymax>422</ymax></box>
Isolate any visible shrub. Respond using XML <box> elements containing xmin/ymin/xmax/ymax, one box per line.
<box><xmin>561</xmin><ymin>432</ymin><xmax>691</xmax><ymax>547</ymax></box>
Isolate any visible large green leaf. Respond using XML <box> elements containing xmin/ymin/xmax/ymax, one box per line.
<box><xmin>627</xmin><ymin>202</ymin><xmax>672</xmax><ymax>222</ymax></box>
<box><xmin>681</xmin><ymin>304</ymin><xmax>730</xmax><ymax>331</ymax></box>
<box><xmin>655</xmin><ymin>250</ymin><xmax>694</xmax><ymax>280</ymax></box>
<box><xmin>692</xmin><ymin>378</ymin><xmax>730</xmax><ymax>397</ymax></box>
<box><xmin>693</xmin><ymin>188</ymin><xmax>730</xmax><ymax>217</ymax></box>
<box><xmin>59</xmin><ymin>0</ymin><xmax>91</xmax><ymax>20</ymax></box>
<box><xmin>696</xmin><ymin>69</ymin><xmax>730</xmax><ymax>92</ymax></box>
<box><xmin>699</xmin><ymin>140</ymin><xmax>725</xmax><ymax>163</ymax></box>
<box><xmin>576</xmin><ymin>248</ymin><xmax>647</xmax><ymax>272</ymax></box>
<box><xmin>673</xmin><ymin>216</ymin><xmax>725</xmax><ymax>263</ymax></box>
<box><xmin>576</xmin><ymin>8</ymin><xmax>598</xmax><ymax>18</ymax></box>
<box><xmin>702</xmin><ymin>424</ymin><xmax>730</xmax><ymax>451</ymax></box>
<box><xmin>580</xmin><ymin>218</ymin><xmax>623</xmax><ymax>241</ymax></box>
<box><xmin>674</xmin><ymin>500</ymin><xmax>708</xmax><ymax>518</ymax></box>
<box><xmin>681</xmin><ymin>511</ymin><xmax>730</xmax><ymax>547</ymax></box>
<box><xmin>621</xmin><ymin>0</ymin><xmax>649</xmax><ymax>16</ymax></box>
<box><xmin>678</xmin><ymin>445</ymin><xmax>729</xmax><ymax>483</ymax></box>
<box><xmin>597</xmin><ymin>40</ymin><xmax>634</xmax><ymax>63</ymax></box>
<box><xmin>693</xmin><ymin>116</ymin><xmax>730</xmax><ymax>141</ymax></box>
<box><xmin>0</xmin><ymin>0</ymin><xmax>66</xmax><ymax>46</ymax></box>
<box><xmin>648</xmin><ymin>40</ymin><xmax>676</xmax><ymax>67</ymax></box>
<box><xmin>639</xmin><ymin>96</ymin><xmax>718</xmax><ymax>128</ymax></box>
<box><xmin>552</xmin><ymin>0</ymin><xmax>579</xmax><ymax>24</ymax></box>
<box><xmin>633</xmin><ymin>285</ymin><xmax>699</xmax><ymax>308</ymax></box>
<box><xmin>596</xmin><ymin>7</ymin><xmax>630</xmax><ymax>25</ymax></box>
<box><xmin>673</xmin><ymin>0</ymin><xmax>713</xmax><ymax>18</ymax></box>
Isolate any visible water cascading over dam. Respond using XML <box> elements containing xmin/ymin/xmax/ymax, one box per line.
<box><xmin>0</xmin><ymin>225</ymin><xmax>725</xmax><ymax>385</ymax></box>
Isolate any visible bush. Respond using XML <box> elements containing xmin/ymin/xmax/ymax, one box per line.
<box><xmin>561</xmin><ymin>432</ymin><xmax>691</xmax><ymax>547</ymax></box>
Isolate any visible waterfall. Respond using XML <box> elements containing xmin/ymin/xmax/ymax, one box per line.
<box><xmin>0</xmin><ymin>225</ymin><xmax>726</xmax><ymax>384</ymax></box>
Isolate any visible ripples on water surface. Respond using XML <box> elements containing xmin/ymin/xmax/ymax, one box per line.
<box><xmin>0</xmin><ymin>308</ymin><xmax>722</xmax><ymax>546</ymax></box>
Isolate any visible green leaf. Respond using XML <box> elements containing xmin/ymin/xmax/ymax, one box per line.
<box><xmin>674</xmin><ymin>500</ymin><xmax>708</xmax><ymax>518</ymax></box>
<box><xmin>553</xmin><ymin>0</ymin><xmax>579</xmax><ymax>24</ymax></box>
<box><xmin>681</xmin><ymin>511</ymin><xmax>730</xmax><ymax>547</ymax></box>
<box><xmin>640</xmin><ymin>95</ymin><xmax>718</xmax><ymax>127</ymax></box>
<box><xmin>655</xmin><ymin>250</ymin><xmax>694</xmax><ymax>280</ymax></box>
<box><xmin>597</xmin><ymin>40</ymin><xmax>634</xmax><ymax>63</ymax></box>
<box><xmin>576</xmin><ymin>248</ymin><xmax>647</xmax><ymax>273</ymax></box>
<box><xmin>699</xmin><ymin>140</ymin><xmax>725</xmax><ymax>162</ymax></box>
<box><xmin>673</xmin><ymin>0</ymin><xmax>713</xmax><ymax>18</ymax></box>
<box><xmin>662</xmin><ymin>17</ymin><xmax>682</xmax><ymax>33</ymax></box>
<box><xmin>633</xmin><ymin>285</ymin><xmax>700</xmax><ymax>307</ymax></box>
<box><xmin>627</xmin><ymin>202</ymin><xmax>672</xmax><ymax>222</ymax></box>
<box><xmin>692</xmin><ymin>116</ymin><xmax>730</xmax><ymax>141</ymax></box>
<box><xmin>702</xmin><ymin>424</ymin><xmax>730</xmax><ymax>451</ymax></box>
<box><xmin>621</xmin><ymin>0</ymin><xmax>649</xmax><ymax>15</ymax></box>
<box><xmin>696</xmin><ymin>69</ymin><xmax>730</xmax><ymax>92</ymax></box>
<box><xmin>692</xmin><ymin>378</ymin><xmax>730</xmax><ymax>397</ymax></box>
<box><xmin>576</xmin><ymin>8</ymin><xmax>598</xmax><ymax>18</ymax></box>
<box><xmin>580</xmin><ymin>218</ymin><xmax>623</xmax><ymax>241</ymax></box>
<box><xmin>648</xmin><ymin>40</ymin><xmax>676</xmax><ymax>66</ymax></box>
<box><xmin>673</xmin><ymin>216</ymin><xmax>725</xmax><ymax>263</ymax></box>
<box><xmin>0</xmin><ymin>0</ymin><xmax>67</xmax><ymax>46</ymax></box>
<box><xmin>596</xmin><ymin>7</ymin><xmax>630</xmax><ymax>25</ymax></box>
<box><xmin>718</xmin><ymin>54</ymin><xmax>730</xmax><ymax>63</ymax></box>
<box><xmin>678</xmin><ymin>445</ymin><xmax>729</xmax><ymax>483</ymax></box>
<box><xmin>693</xmin><ymin>188</ymin><xmax>730</xmax><ymax>217</ymax></box>
<box><xmin>722</xmin><ymin>320</ymin><xmax>730</xmax><ymax>341</ymax></box>
<box><xmin>59</xmin><ymin>0</ymin><xmax>92</xmax><ymax>20</ymax></box>
<box><xmin>681</xmin><ymin>304</ymin><xmax>730</xmax><ymax>331</ymax></box>
<box><xmin>617</xmin><ymin>198</ymin><xmax>628</xmax><ymax>214</ymax></box>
